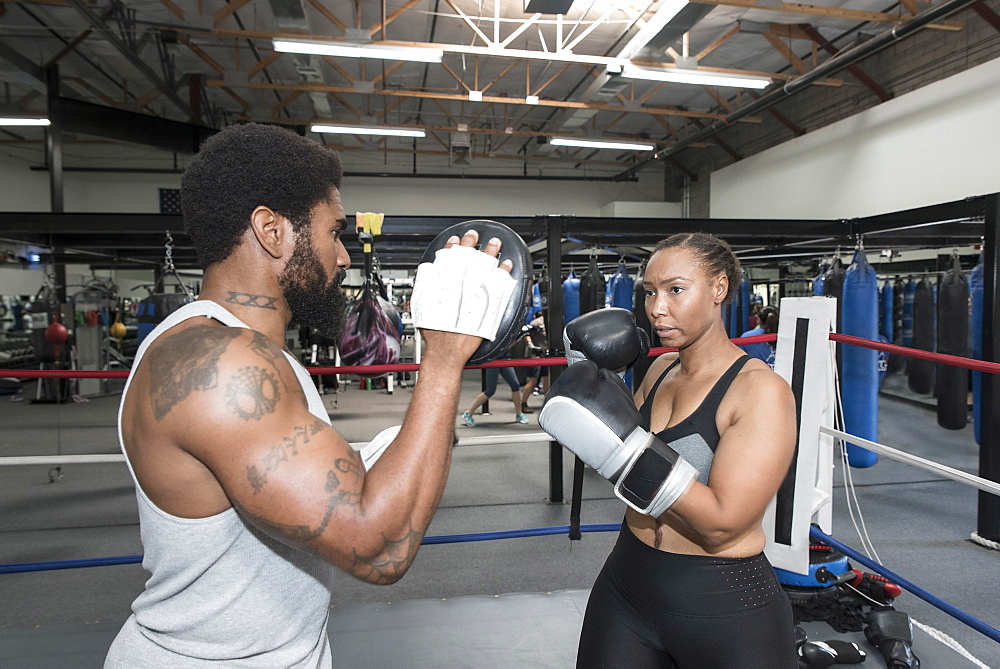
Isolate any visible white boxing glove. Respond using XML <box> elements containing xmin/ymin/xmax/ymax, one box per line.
<box><xmin>411</xmin><ymin>244</ymin><xmax>516</xmax><ymax>341</ymax></box>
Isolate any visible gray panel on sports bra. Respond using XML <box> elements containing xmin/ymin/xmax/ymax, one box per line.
<box><xmin>666</xmin><ymin>433</ymin><xmax>714</xmax><ymax>485</ymax></box>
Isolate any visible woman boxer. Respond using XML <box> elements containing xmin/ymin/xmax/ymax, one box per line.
<box><xmin>558</xmin><ymin>233</ymin><xmax>798</xmax><ymax>667</ymax></box>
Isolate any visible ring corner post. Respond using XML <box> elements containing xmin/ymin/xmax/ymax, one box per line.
<box><xmin>977</xmin><ymin>193</ymin><xmax>1000</xmax><ymax>543</ymax></box>
<box><xmin>546</xmin><ymin>217</ymin><xmax>564</xmax><ymax>505</ymax></box>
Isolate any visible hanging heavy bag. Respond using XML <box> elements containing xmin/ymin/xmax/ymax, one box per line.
<box><xmin>339</xmin><ymin>274</ymin><xmax>401</xmax><ymax>376</ymax></box>
<box><xmin>562</xmin><ymin>271</ymin><xmax>581</xmax><ymax>330</ymax></box>
<box><xmin>970</xmin><ymin>254</ymin><xmax>984</xmax><ymax>444</ymax></box>
<box><xmin>579</xmin><ymin>255</ymin><xmax>606</xmax><ymax>316</ymax></box>
<box><xmin>908</xmin><ymin>279</ymin><xmax>934</xmax><ymax>395</ymax></box>
<box><xmin>632</xmin><ymin>274</ymin><xmax>654</xmax><ymax>391</ymax></box>
<box><xmin>888</xmin><ymin>277</ymin><xmax>906</xmax><ymax>373</ymax></box>
<box><xmin>608</xmin><ymin>262</ymin><xmax>633</xmax><ymax>309</ymax></box>
<box><xmin>812</xmin><ymin>262</ymin><xmax>828</xmax><ymax>296</ymax></box>
<box><xmin>879</xmin><ymin>281</ymin><xmax>894</xmax><ymax>344</ymax></box>
<box><xmin>841</xmin><ymin>249</ymin><xmax>879</xmax><ymax>468</ymax></box>
<box><xmin>936</xmin><ymin>255</ymin><xmax>969</xmax><ymax>430</ymax></box>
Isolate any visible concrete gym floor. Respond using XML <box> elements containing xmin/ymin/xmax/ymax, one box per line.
<box><xmin>0</xmin><ymin>368</ymin><xmax>997</xmax><ymax>666</ymax></box>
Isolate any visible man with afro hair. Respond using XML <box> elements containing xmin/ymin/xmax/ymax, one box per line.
<box><xmin>107</xmin><ymin>123</ymin><xmax>510</xmax><ymax>666</ymax></box>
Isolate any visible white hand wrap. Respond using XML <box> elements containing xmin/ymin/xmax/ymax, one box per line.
<box><xmin>357</xmin><ymin>425</ymin><xmax>401</xmax><ymax>471</ymax></box>
<box><xmin>411</xmin><ymin>244</ymin><xmax>517</xmax><ymax>341</ymax></box>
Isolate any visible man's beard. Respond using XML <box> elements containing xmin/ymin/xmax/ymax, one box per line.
<box><xmin>279</xmin><ymin>235</ymin><xmax>347</xmax><ymax>341</ymax></box>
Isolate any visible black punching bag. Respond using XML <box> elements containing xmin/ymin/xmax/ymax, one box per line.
<box><xmin>579</xmin><ymin>255</ymin><xmax>606</xmax><ymax>315</ymax></box>
<box><xmin>908</xmin><ymin>279</ymin><xmax>934</xmax><ymax>394</ymax></box>
<box><xmin>936</xmin><ymin>257</ymin><xmax>969</xmax><ymax>429</ymax></box>
<box><xmin>632</xmin><ymin>273</ymin><xmax>654</xmax><ymax>390</ymax></box>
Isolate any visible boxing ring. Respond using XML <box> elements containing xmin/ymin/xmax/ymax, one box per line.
<box><xmin>2</xmin><ymin>303</ymin><xmax>999</xmax><ymax>667</ymax></box>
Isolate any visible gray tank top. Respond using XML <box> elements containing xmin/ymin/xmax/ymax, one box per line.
<box><xmin>106</xmin><ymin>300</ymin><xmax>337</xmax><ymax>668</ymax></box>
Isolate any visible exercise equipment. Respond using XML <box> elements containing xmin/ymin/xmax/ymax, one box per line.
<box><xmin>608</xmin><ymin>261</ymin><xmax>633</xmax><ymax>310</ymax></box>
<box><xmin>902</xmin><ymin>279</ymin><xmax>916</xmax><ymax>347</ymax></box>
<box><xmin>812</xmin><ymin>262</ymin><xmax>828</xmax><ymax>296</ymax></box>
<box><xmin>417</xmin><ymin>219</ymin><xmax>531</xmax><ymax>365</ymax></box>
<box><xmin>908</xmin><ymin>279</ymin><xmax>934</xmax><ymax>395</ymax></box>
<box><xmin>136</xmin><ymin>232</ymin><xmax>195</xmax><ymax>344</ymax></box>
<box><xmin>578</xmin><ymin>253</ymin><xmax>605</xmax><ymax>316</ymax></box>
<box><xmin>840</xmin><ymin>248</ymin><xmax>878</xmax><ymax>468</ymax></box>
<box><xmin>936</xmin><ymin>254</ymin><xmax>970</xmax><ymax>430</ymax></box>
<box><xmin>562</xmin><ymin>271</ymin><xmax>580</xmax><ymax>329</ymax></box>
<box><xmin>889</xmin><ymin>277</ymin><xmax>906</xmax><ymax>373</ymax></box>
<box><xmin>880</xmin><ymin>280</ymin><xmax>894</xmax><ymax>343</ymax></box>
<box><xmin>970</xmin><ymin>253</ymin><xmax>983</xmax><ymax>444</ymax></box>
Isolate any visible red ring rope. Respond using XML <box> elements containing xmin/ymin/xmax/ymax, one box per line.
<box><xmin>3</xmin><ymin>333</ymin><xmax>998</xmax><ymax>379</ymax></box>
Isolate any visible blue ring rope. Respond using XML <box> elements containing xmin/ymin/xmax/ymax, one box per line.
<box><xmin>0</xmin><ymin>524</ymin><xmax>622</xmax><ymax>574</ymax></box>
<box><xmin>810</xmin><ymin>526</ymin><xmax>1000</xmax><ymax>643</ymax></box>
<box><xmin>8</xmin><ymin>525</ymin><xmax>997</xmax><ymax>645</ymax></box>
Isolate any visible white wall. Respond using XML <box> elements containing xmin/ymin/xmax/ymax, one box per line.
<box><xmin>0</xmin><ymin>161</ymin><xmax>182</xmax><ymax>212</ymax></box>
<box><xmin>340</xmin><ymin>174</ymin><xmax>664</xmax><ymax>217</ymax></box>
<box><xmin>711</xmin><ymin>57</ymin><xmax>1000</xmax><ymax>219</ymax></box>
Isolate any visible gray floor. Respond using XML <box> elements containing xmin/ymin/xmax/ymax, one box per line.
<box><xmin>1</xmin><ymin>370</ymin><xmax>998</xmax><ymax>666</ymax></box>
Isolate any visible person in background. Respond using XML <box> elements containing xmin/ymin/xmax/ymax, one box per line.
<box><xmin>738</xmin><ymin>305</ymin><xmax>779</xmax><ymax>368</ymax></box>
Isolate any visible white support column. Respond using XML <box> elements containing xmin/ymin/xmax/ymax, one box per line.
<box><xmin>764</xmin><ymin>296</ymin><xmax>837</xmax><ymax>575</ymax></box>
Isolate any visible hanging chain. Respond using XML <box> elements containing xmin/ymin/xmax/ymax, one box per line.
<box><xmin>164</xmin><ymin>231</ymin><xmax>176</xmax><ymax>272</ymax></box>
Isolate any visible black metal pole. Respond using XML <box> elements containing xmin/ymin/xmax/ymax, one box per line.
<box><xmin>45</xmin><ymin>67</ymin><xmax>63</xmax><ymax>214</ymax></box>
<box><xmin>546</xmin><ymin>217</ymin><xmax>564</xmax><ymax>504</ymax></box>
<box><xmin>977</xmin><ymin>193</ymin><xmax>1000</xmax><ymax>542</ymax></box>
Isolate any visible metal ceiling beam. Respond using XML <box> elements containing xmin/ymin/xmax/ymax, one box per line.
<box><xmin>56</xmin><ymin>96</ymin><xmax>216</xmax><ymax>154</ymax></box>
<box><xmin>68</xmin><ymin>0</ymin><xmax>195</xmax><ymax>119</ymax></box>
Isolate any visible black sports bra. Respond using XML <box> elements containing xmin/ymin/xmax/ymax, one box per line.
<box><xmin>637</xmin><ymin>356</ymin><xmax>751</xmax><ymax>483</ymax></box>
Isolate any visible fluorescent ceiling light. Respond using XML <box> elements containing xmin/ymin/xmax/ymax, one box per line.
<box><xmin>525</xmin><ymin>95</ymin><xmax>539</xmax><ymax>105</ymax></box>
<box><xmin>311</xmin><ymin>124</ymin><xmax>426</xmax><ymax>138</ymax></box>
<box><xmin>621</xmin><ymin>65</ymin><xmax>771</xmax><ymax>89</ymax></box>
<box><xmin>468</xmin><ymin>90</ymin><xmax>483</xmax><ymax>102</ymax></box>
<box><xmin>273</xmin><ymin>39</ymin><xmax>443</xmax><ymax>63</ymax></box>
<box><xmin>0</xmin><ymin>117</ymin><xmax>50</xmax><ymax>126</ymax></box>
<box><xmin>550</xmin><ymin>137</ymin><xmax>655</xmax><ymax>151</ymax></box>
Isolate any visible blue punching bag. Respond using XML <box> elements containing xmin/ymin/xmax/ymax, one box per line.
<box><xmin>739</xmin><ymin>270</ymin><xmax>751</xmax><ymax>333</ymax></box>
<box><xmin>562</xmin><ymin>271</ymin><xmax>581</xmax><ymax>329</ymax></box>
<box><xmin>609</xmin><ymin>262</ymin><xmax>633</xmax><ymax>309</ymax></box>
<box><xmin>841</xmin><ymin>249</ymin><xmax>879</xmax><ymax>468</ymax></box>
<box><xmin>526</xmin><ymin>282</ymin><xmax>543</xmax><ymax>325</ymax></box>
<box><xmin>813</xmin><ymin>263</ymin><xmax>828</xmax><ymax>296</ymax></box>
<box><xmin>970</xmin><ymin>254</ymin><xmax>984</xmax><ymax>444</ymax></box>
<box><xmin>880</xmin><ymin>281</ymin><xmax>894</xmax><ymax>343</ymax></box>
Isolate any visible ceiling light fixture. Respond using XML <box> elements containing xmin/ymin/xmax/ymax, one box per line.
<box><xmin>468</xmin><ymin>91</ymin><xmax>483</xmax><ymax>102</ymax></box>
<box><xmin>525</xmin><ymin>95</ymin><xmax>539</xmax><ymax>105</ymax></box>
<box><xmin>550</xmin><ymin>137</ymin><xmax>655</xmax><ymax>151</ymax></box>
<box><xmin>620</xmin><ymin>65</ymin><xmax>771</xmax><ymax>89</ymax></box>
<box><xmin>311</xmin><ymin>124</ymin><xmax>426</xmax><ymax>138</ymax></box>
<box><xmin>273</xmin><ymin>39</ymin><xmax>443</xmax><ymax>63</ymax></box>
<box><xmin>0</xmin><ymin>117</ymin><xmax>51</xmax><ymax>126</ymax></box>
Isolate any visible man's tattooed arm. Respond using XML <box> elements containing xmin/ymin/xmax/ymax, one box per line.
<box><xmin>238</xmin><ymin>424</ymin><xmax>427</xmax><ymax>584</ymax></box>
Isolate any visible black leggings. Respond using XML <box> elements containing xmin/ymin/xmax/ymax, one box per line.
<box><xmin>577</xmin><ymin>524</ymin><xmax>796</xmax><ymax>668</ymax></box>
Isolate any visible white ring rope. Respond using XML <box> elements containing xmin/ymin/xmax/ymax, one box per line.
<box><xmin>820</xmin><ymin>426</ymin><xmax>1000</xmax><ymax>497</ymax></box>
<box><xmin>969</xmin><ymin>532</ymin><xmax>1000</xmax><ymax>551</ymax></box>
<box><xmin>0</xmin><ymin>432</ymin><xmax>557</xmax><ymax>467</ymax></box>
<box><xmin>911</xmin><ymin>619</ymin><xmax>990</xmax><ymax>669</ymax></box>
